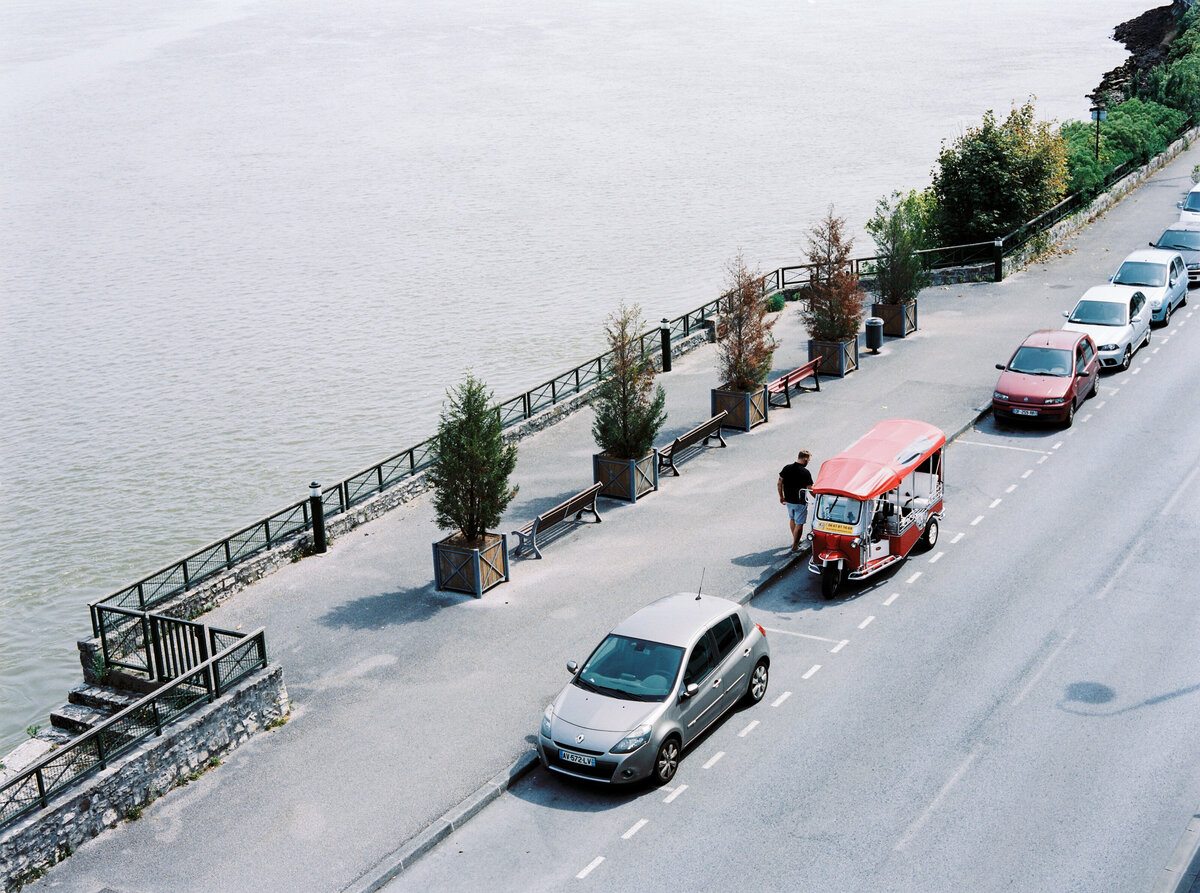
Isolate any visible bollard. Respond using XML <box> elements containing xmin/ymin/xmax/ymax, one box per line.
<box><xmin>309</xmin><ymin>481</ymin><xmax>327</xmax><ymax>554</ymax></box>
<box><xmin>993</xmin><ymin>238</ymin><xmax>1004</xmax><ymax>283</ymax></box>
<box><xmin>660</xmin><ymin>318</ymin><xmax>672</xmax><ymax>372</ymax></box>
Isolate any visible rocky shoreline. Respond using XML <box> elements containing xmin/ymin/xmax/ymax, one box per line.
<box><xmin>1092</xmin><ymin>2</ymin><xmax>1182</xmax><ymax>100</ymax></box>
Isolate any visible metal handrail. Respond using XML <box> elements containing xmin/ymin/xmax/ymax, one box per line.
<box><xmin>0</xmin><ymin>628</ymin><xmax>267</xmax><ymax>830</ymax></box>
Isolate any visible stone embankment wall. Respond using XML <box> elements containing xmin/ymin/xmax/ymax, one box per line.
<box><xmin>0</xmin><ymin>665</ymin><xmax>287</xmax><ymax>892</ymax></box>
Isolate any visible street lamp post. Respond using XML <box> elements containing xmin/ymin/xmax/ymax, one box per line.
<box><xmin>1090</xmin><ymin>101</ymin><xmax>1107</xmax><ymax>162</ymax></box>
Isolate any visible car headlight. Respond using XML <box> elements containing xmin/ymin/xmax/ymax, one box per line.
<box><xmin>1187</xmin><ymin>263</ymin><xmax>1199</xmax><ymax>271</ymax></box>
<box><xmin>1099</xmin><ymin>343</ymin><xmax>1118</xmax><ymax>352</ymax></box>
<box><xmin>610</xmin><ymin>723</ymin><xmax>652</xmax><ymax>754</ymax></box>
<box><xmin>541</xmin><ymin>705</ymin><xmax>553</xmax><ymax>739</ymax></box>
<box><xmin>993</xmin><ymin>391</ymin><xmax>1008</xmax><ymax>401</ymax></box>
<box><xmin>1043</xmin><ymin>397</ymin><xmax>1065</xmax><ymax>404</ymax></box>
<box><xmin>1150</xmin><ymin>298</ymin><xmax>1162</xmax><ymax>309</ymax></box>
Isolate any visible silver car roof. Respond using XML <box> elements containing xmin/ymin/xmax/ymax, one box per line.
<box><xmin>610</xmin><ymin>593</ymin><xmax>740</xmax><ymax>648</ymax></box>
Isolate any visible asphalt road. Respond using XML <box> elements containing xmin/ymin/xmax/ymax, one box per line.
<box><xmin>386</xmin><ymin>302</ymin><xmax>1200</xmax><ymax>891</ymax></box>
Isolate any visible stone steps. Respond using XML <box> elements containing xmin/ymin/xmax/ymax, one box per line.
<box><xmin>50</xmin><ymin>703</ymin><xmax>110</xmax><ymax>736</ymax></box>
<box><xmin>68</xmin><ymin>683</ymin><xmax>141</xmax><ymax>714</ymax></box>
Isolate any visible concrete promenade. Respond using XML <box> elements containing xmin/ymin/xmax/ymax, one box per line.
<box><xmin>30</xmin><ymin>141</ymin><xmax>1200</xmax><ymax>893</ymax></box>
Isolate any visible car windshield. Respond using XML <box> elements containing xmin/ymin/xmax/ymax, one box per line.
<box><xmin>1112</xmin><ymin>261</ymin><xmax>1167</xmax><ymax>287</ymax></box>
<box><xmin>1068</xmin><ymin>300</ymin><xmax>1125</xmax><ymax>326</ymax></box>
<box><xmin>1157</xmin><ymin>230</ymin><xmax>1200</xmax><ymax>251</ymax></box>
<box><xmin>816</xmin><ymin>494</ymin><xmax>862</xmax><ymax>525</ymax></box>
<box><xmin>1185</xmin><ymin>192</ymin><xmax>1200</xmax><ymax>212</ymax></box>
<box><xmin>574</xmin><ymin>634</ymin><xmax>684</xmax><ymax>702</ymax></box>
<box><xmin>1008</xmin><ymin>346</ymin><xmax>1072</xmax><ymax>376</ymax></box>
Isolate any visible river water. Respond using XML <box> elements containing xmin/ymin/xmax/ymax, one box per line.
<box><xmin>0</xmin><ymin>0</ymin><xmax>1148</xmax><ymax>754</ymax></box>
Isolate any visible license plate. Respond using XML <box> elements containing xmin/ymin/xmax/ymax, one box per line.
<box><xmin>1013</xmin><ymin>408</ymin><xmax>1037</xmax><ymax>416</ymax></box>
<box><xmin>559</xmin><ymin>749</ymin><xmax>595</xmax><ymax>767</ymax></box>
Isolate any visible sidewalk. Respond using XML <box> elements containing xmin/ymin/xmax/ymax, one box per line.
<box><xmin>32</xmin><ymin>142</ymin><xmax>1200</xmax><ymax>893</ymax></box>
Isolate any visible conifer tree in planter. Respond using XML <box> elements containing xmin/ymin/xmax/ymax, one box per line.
<box><xmin>865</xmin><ymin>189</ymin><xmax>930</xmax><ymax>337</ymax></box>
<box><xmin>712</xmin><ymin>253</ymin><xmax>778</xmax><ymax>431</ymax></box>
<box><xmin>591</xmin><ymin>304</ymin><xmax>668</xmax><ymax>502</ymax></box>
<box><xmin>800</xmin><ymin>206</ymin><xmax>865</xmax><ymax>377</ymax></box>
<box><xmin>429</xmin><ymin>373</ymin><xmax>518</xmax><ymax>597</ymax></box>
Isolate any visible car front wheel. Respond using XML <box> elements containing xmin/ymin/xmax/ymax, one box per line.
<box><xmin>1063</xmin><ymin>400</ymin><xmax>1075</xmax><ymax>428</ymax></box>
<box><xmin>1120</xmin><ymin>347</ymin><xmax>1132</xmax><ymax>371</ymax></box>
<box><xmin>652</xmin><ymin>737</ymin><xmax>681</xmax><ymax>785</ymax></box>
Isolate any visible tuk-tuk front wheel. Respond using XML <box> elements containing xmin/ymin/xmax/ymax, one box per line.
<box><xmin>821</xmin><ymin>563</ymin><xmax>840</xmax><ymax>600</ymax></box>
<box><xmin>919</xmin><ymin>517</ymin><xmax>939</xmax><ymax>552</ymax></box>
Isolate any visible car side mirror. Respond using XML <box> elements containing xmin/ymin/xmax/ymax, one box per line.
<box><xmin>1149</xmin><ymin>241</ymin><xmax>1156</xmax><ymax>247</ymax></box>
<box><xmin>566</xmin><ymin>660</ymin><xmax>578</xmax><ymax>675</ymax></box>
<box><xmin>995</xmin><ymin>363</ymin><xmax>1005</xmax><ymax>370</ymax></box>
<box><xmin>1132</xmin><ymin>316</ymin><xmax>1142</xmax><ymax>325</ymax></box>
<box><xmin>1062</xmin><ymin>310</ymin><xmax>1069</xmax><ymax>318</ymax></box>
<box><xmin>680</xmin><ymin>683</ymin><xmax>699</xmax><ymax>701</ymax></box>
<box><xmin>1179</xmin><ymin>201</ymin><xmax>1185</xmax><ymax>209</ymax></box>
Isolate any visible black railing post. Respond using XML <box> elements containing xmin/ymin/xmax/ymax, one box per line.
<box><xmin>309</xmin><ymin>482</ymin><xmax>326</xmax><ymax>554</ymax></box>
<box><xmin>993</xmin><ymin>238</ymin><xmax>1005</xmax><ymax>282</ymax></box>
<box><xmin>660</xmin><ymin>318</ymin><xmax>672</xmax><ymax>372</ymax></box>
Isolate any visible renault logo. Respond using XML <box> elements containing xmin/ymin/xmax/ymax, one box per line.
<box><xmin>575</xmin><ymin>734</ymin><xmax>585</xmax><ymax>744</ymax></box>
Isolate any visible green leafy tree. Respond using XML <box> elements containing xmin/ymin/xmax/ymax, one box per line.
<box><xmin>1062</xmin><ymin>98</ymin><xmax>1187</xmax><ymax>198</ymax></box>
<box><xmin>717</xmin><ymin>253</ymin><xmax>778</xmax><ymax>390</ymax></box>
<box><xmin>591</xmin><ymin>304</ymin><xmax>667</xmax><ymax>459</ymax></box>
<box><xmin>931</xmin><ymin>99</ymin><xmax>1068</xmax><ymax>244</ymax></box>
<box><xmin>428</xmin><ymin>373</ymin><xmax>518</xmax><ymax>545</ymax></box>
<box><xmin>865</xmin><ymin>189</ymin><xmax>930</xmax><ymax>305</ymax></box>
<box><xmin>799</xmin><ymin>206</ymin><xmax>863</xmax><ymax>342</ymax></box>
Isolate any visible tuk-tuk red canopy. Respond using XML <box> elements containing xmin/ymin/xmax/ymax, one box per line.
<box><xmin>813</xmin><ymin>419</ymin><xmax>946</xmax><ymax>500</ymax></box>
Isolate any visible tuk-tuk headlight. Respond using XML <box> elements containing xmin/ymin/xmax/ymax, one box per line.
<box><xmin>851</xmin><ymin>537</ymin><xmax>862</xmax><ymax>548</ymax></box>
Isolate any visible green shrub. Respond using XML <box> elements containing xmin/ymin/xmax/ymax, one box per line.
<box><xmin>1062</xmin><ymin>98</ymin><xmax>1187</xmax><ymax>198</ymax></box>
<box><xmin>865</xmin><ymin>189</ymin><xmax>930</xmax><ymax>305</ymax></box>
<box><xmin>799</xmin><ymin>207</ymin><xmax>864</xmax><ymax>342</ymax></box>
<box><xmin>716</xmin><ymin>253</ymin><xmax>778</xmax><ymax>390</ymax></box>
<box><xmin>766</xmin><ymin>292</ymin><xmax>786</xmax><ymax>313</ymax></box>
<box><xmin>591</xmin><ymin>304</ymin><xmax>667</xmax><ymax>459</ymax></box>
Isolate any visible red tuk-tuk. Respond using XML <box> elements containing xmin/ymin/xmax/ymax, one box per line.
<box><xmin>808</xmin><ymin>419</ymin><xmax>946</xmax><ymax>598</ymax></box>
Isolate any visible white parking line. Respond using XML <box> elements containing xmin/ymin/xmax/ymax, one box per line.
<box><xmin>803</xmin><ymin>665</ymin><xmax>822</xmax><ymax>679</ymax></box>
<box><xmin>762</xmin><ymin>627</ymin><xmax>842</xmax><ymax>644</ymax></box>
<box><xmin>662</xmin><ymin>782</ymin><xmax>691</xmax><ymax>806</ymax></box>
<box><xmin>771</xmin><ymin>691</ymin><xmax>792</xmax><ymax>708</ymax></box>
<box><xmin>830</xmin><ymin>640</ymin><xmax>849</xmax><ymax>653</ymax></box>
<box><xmin>929</xmin><ymin>552</ymin><xmax>944</xmax><ymax>564</ymax></box>
<box><xmin>1037</xmin><ymin>455</ymin><xmax>1048</xmax><ymax>464</ymax></box>
<box><xmin>1152</xmin><ymin>347</ymin><xmax>1160</xmax><ymax>354</ymax></box>
<box><xmin>1096</xmin><ymin>400</ymin><xmax>1107</xmax><ymax>408</ymax></box>
<box><xmin>663</xmin><ymin>784</ymin><xmax>688</xmax><ymax>803</ymax></box>
<box><xmin>577</xmin><ymin>857</ymin><xmax>604</xmax><ymax>879</ymax></box>
<box><xmin>883</xmin><ymin>592</ymin><xmax>900</xmax><ymax>606</ymax></box>
<box><xmin>738</xmin><ymin>721</ymin><xmax>759</xmax><ymax>738</ymax></box>
<box><xmin>858</xmin><ymin>616</ymin><xmax>875</xmax><ymax>630</ymax></box>
<box><xmin>1132</xmin><ymin>367</ymin><xmax>1142</xmax><ymax>375</ymax></box>
<box><xmin>970</xmin><ymin>515</ymin><xmax>984</xmax><ymax>526</ymax></box>
<box><xmin>955</xmin><ymin>439</ymin><xmax>1049</xmax><ymax>455</ymax></box>
<box><xmin>1021</xmin><ymin>469</ymin><xmax>1032</xmax><ymax>479</ymax></box>
<box><xmin>1082</xmin><ymin>414</ymin><xmax>1092</xmax><ymax>422</ymax></box>
<box><xmin>622</xmin><ymin>819</ymin><xmax>648</xmax><ymax>840</ymax></box>
<box><xmin>989</xmin><ymin>498</ymin><xmax>1001</xmax><ymax>508</ymax></box>
<box><xmin>702</xmin><ymin>752</ymin><xmax>725</xmax><ymax>769</ymax></box>
<box><xmin>1005</xmin><ymin>484</ymin><xmax>1016</xmax><ymax>493</ymax></box>
<box><xmin>1052</xmin><ymin>441</ymin><xmax>1063</xmax><ymax>450</ymax></box>
<box><xmin>907</xmin><ymin>571</ymin><xmax>922</xmax><ymax>584</ymax></box>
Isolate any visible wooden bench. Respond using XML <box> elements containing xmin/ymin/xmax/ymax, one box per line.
<box><xmin>510</xmin><ymin>482</ymin><xmax>602</xmax><ymax>559</ymax></box>
<box><xmin>657</xmin><ymin>411</ymin><xmax>728</xmax><ymax>477</ymax></box>
<box><xmin>766</xmin><ymin>356</ymin><xmax>821</xmax><ymax>408</ymax></box>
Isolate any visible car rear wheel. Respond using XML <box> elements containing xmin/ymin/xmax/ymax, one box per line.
<box><xmin>820</xmin><ymin>563</ymin><xmax>840</xmax><ymax>600</ymax></box>
<box><xmin>744</xmin><ymin>659</ymin><xmax>769</xmax><ymax>705</ymax></box>
<box><xmin>652</xmin><ymin>737</ymin><xmax>681</xmax><ymax>785</ymax></box>
<box><xmin>1089</xmin><ymin>375</ymin><xmax>1099</xmax><ymax>398</ymax></box>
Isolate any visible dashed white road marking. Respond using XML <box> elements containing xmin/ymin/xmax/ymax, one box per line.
<box><xmin>663</xmin><ymin>784</ymin><xmax>688</xmax><ymax>803</ymax></box>
<box><xmin>577</xmin><ymin>857</ymin><xmax>604</xmax><ymax>879</ymax></box>
<box><xmin>858</xmin><ymin>616</ymin><xmax>875</xmax><ymax>630</ymax></box>
<box><xmin>1082</xmin><ymin>414</ymin><xmax>1092</xmax><ymax>422</ymax></box>
<box><xmin>1013</xmin><ymin>630</ymin><xmax>1075</xmax><ymax>706</ymax></box>
<box><xmin>1096</xmin><ymin>400</ymin><xmax>1107</xmax><ymax>408</ymax></box>
<box><xmin>894</xmin><ymin>751</ymin><xmax>979</xmax><ymax>851</ymax></box>
<box><xmin>1132</xmin><ymin>367</ymin><xmax>1142</xmax><ymax>375</ymax></box>
<box><xmin>989</xmin><ymin>498</ymin><xmax>1002</xmax><ymax>508</ymax></box>
<box><xmin>622</xmin><ymin>819</ymin><xmax>648</xmax><ymax>840</ymax></box>
<box><xmin>763</xmin><ymin>627</ymin><xmax>841</xmax><ymax>644</ymax></box>
<box><xmin>1021</xmin><ymin>469</ymin><xmax>1033</xmax><ymax>479</ymax></box>
<box><xmin>702</xmin><ymin>751</ymin><xmax>725</xmax><ymax>769</ymax></box>
<box><xmin>771</xmin><ymin>691</ymin><xmax>792</xmax><ymax>708</ymax></box>
<box><xmin>830</xmin><ymin>639</ymin><xmax>849</xmax><ymax>653</ymax></box>
<box><xmin>1160</xmin><ymin>462</ymin><xmax>1200</xmax><ymax>516</ymax></box>
<box><xmin>929</xmin><ymin>551</ymin><xmax>944</xmax><ymax>564</ymax></box>
<box><xmin>1005</xmin><ymin>484</ymin><xmax>1016</xmax><ymax>493</ymax></box>
<box><xmin>970</xmin><ymin>515</ymin><xmax>984</xmax><ymax>526</ymax></box>
<box><xmin>950</xmin><ymin>532</ymin><xmax>964</xmax><ymax>544</ymax></box>
<box><xmin>738</xmin><ymin>720</ymin><xmax>759</xmax><ymax>738</ymax></box>
<box><xmin>906</xmin><ymin>571</ymin><xmax>922</xmax><ymax>584</ymax></box>
<box><xmin>1037</xmin><ymin>455</ymin><xmax>1049</xmax><ymax>464</ymax></box>
<box><xmin>802</xmin><ymin>665</ymin><xmax>822</xmax><ymax>680</ymax></box>
<box><xmin>1052</xmin><ymin>441</ymin><xmax>1063</xmax><ymax>450</ymax></box>
<box><xmin>883</xmin><ymin>592</ymin><xmax>900</xmax><ymax>606</ymax></box>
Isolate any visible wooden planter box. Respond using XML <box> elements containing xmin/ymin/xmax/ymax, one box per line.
<box><xmin>593</xmin><ymin>451</ymin><xmax>658</xmax><ymax>503</ymax></box>
<box><xmin>872</xmin><ymin>301</ymin><xmax>918</xmax><ymax>337</ymax></box>
<box><xmin>711</xmin><ymin>385</ymin><xmax>769</xmax><ymax>432</ymax></box>
<box><xmin>433</xmin><ymin>533</ymin><xmax>509</xmax><ymax>598</ymax></box>
<box><xmin>808</xmin><ymin>338</ymin><xmax>859</xmax><ymax>378</ymax></box>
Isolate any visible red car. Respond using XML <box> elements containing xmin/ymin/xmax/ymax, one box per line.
<box><xmin>992</xmin><ymin>330</ymin><xmax>1100</xmax><ymax>427</ymax></box>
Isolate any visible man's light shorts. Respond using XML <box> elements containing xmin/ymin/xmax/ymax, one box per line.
<box><xmin>787</xmin><ymin>502</ymin><xmax>808</xmax><ymax>525</ymax></box>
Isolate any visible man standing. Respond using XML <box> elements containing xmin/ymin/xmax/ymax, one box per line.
<box><xmin>778</xmin><ymin>449</ymin><xmax>814</xmax><ymax>553</ymax></box>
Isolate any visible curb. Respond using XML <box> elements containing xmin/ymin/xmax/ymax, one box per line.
<box><xmin>342</xmin><ymin>750</ymin><xmax>541</xmax><ymax>893</ymax></box>
<box><xmin>348</xmin><ymin>404</ymin><xmax>999</xmax><ymax>890</ymax></box>
<box><xmin>1153</xmin><ymin>812</ymin><xmax>1200</xmax><ymax>893</ymax></box>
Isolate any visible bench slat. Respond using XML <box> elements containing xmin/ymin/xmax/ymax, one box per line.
<box><xmin>510</xmin><ymin>482</ymin><xmax>602</xmax><ymax>559</ymax></box>
<box><xmin>657</xmin><ymin>411</ymin><xmax>727</xmax><ymax>476</ymax></box>
<box><xmin>767</xmin><ymin>357</ymin><xmax>821</xmax><ymax>408</ymax></box>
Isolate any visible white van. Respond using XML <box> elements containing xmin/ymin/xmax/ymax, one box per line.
<box><xmin>1180</xmin><ymin>183</ymin><xmax>1200</xmax><ymax>224</ymax></box>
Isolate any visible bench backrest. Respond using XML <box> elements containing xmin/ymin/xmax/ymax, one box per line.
<box><xmin>674</xmin><ymin>412</ymin><xmax>725</xmax><ymax>450</ymax></box>
<box><xmin>538</xmin><ymin>483</ymin><xmax>601</xmax><ymax>527</ymax></box>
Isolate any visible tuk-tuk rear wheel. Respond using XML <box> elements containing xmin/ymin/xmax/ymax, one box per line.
<box><xmin>919</xmin><ymin>517</ymin><xmax>939</xmax><ymax>552</ymax></box>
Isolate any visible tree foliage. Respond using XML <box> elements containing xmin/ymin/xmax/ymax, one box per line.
<box><xmin>930</xmin><ymin>100</ymin><xmax>1068</xmax><ymax>244</ymax></box>
<box><xmin>865</xmin><ymin>190</ymin><xmax>930</xmax><ymax>305</ymax></box>
<box><xmin>1062</xmin><ymin>98</ymin><xmax>1187</xmax><ymax>198</ymax></box>
<box><xmin>716</xmin><ymin>253</ymin><xmax>778</xmax><ymax>391</ymax></box>
<box><xmin>591</xmin><ymin>304</ymin><xmax>667</xmax><ymax>460</ymax></box>
<box><xmin>428</xmin><ymin>373</ymin><xmax>518</xmax><ymax>544</ymax></box>
<box><xmin>798</xmin><ymin>207</ymin><xmax>863</xmax><ymax>342</ymax></box>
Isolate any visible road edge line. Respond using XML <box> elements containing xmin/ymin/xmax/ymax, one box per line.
<box><xmin>1152</xmin><ymin>812</ymin><xmax>1200</xmax><ymax>893</ymax></box>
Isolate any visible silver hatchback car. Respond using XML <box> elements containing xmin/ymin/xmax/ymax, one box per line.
<box><xmin>538</xmin><ymin>593</ymin><xmax>770</xmax><ymax>785</ymax></box>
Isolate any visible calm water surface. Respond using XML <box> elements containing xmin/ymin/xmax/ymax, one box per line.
<box><xmin>0</xmin><ymin>0</ymin><xmax>1147</xmax><ymax>753</ymax></box>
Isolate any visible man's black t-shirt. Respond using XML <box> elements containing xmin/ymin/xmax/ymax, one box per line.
<box><xmin>780</xmin><ymin>463</ymin><xmax>813</xmax><ymax>504</ymax></box>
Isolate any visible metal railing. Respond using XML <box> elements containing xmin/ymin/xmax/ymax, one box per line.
<box><xmin>84</xmin><ymin>118</ymin><xmax>1194</xmax><ymax>628</ymax></box>
<box><xmin>0</xmin><ymin>627</ymin><xmax>267</xmax><ymax>830</ymax></box>
<box><xmin>94</xmin><ymin>605</ymin><xmax>248</xmax><ymax>685</ymax></box>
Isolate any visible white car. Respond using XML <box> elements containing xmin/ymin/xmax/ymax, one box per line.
<box><xmin>1180</xmin><ymin>183</ymin><xmax>1200</xmax><ymax>224</ymax></box>
<box><xmin>1062</xmin><ymin>285</ymin><xmax>1151</xmax><ymax>372</ymax></box>
<box><xmin>1109</xmin><ymin>247</ymin><xmax>1188</xmax><ymax>326</ymax></box>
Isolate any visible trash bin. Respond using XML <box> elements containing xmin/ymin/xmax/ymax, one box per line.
<box><xmin>865</xmin><ymin>316</ymin><xmax>883</xmax><ymax>353</ymax></box>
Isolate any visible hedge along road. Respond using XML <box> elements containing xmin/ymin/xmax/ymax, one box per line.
<box><xmin>27</xmin><ymin>142</ymin><xmax>1200</xmax><ymax>893</ymax></box>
